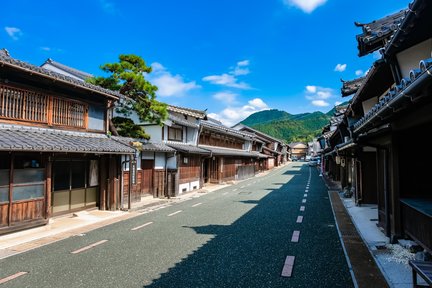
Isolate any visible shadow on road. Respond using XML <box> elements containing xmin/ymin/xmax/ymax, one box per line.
<box><xmin>145</xmin><ymin>164</ymin><xmax>353</xmax><ymax>288</ymax></box>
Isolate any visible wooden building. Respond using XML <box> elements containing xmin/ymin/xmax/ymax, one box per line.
<box><xmin>0</xmin><ymin>49</ymin><xmax>135</xmax><ymax>234</ymax></box>
<box><xmin>143</xmin><ymin>105</ymin><xmax>211</xmax><ymax>196</ymax></box>
<box><xmin>324</xmin><ymin>0</ymin><xmax>432</xmax><ymax>251</ymax></box>
<box><xmin>232</xmin><ymin>123</ymin><xmax>287</xmax><ymax>170</ymax></box>
<box><xmin>288</xmin><ymin>142</ymin><xmax>308</xmax><ymax>160</ymax></box>
<box><xmin>198</xmin><ymin>120</ymin><xmax>261</xmax><ymax>184</ymax></box>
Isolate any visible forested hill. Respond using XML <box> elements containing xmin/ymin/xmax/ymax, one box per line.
<box><xmin>240</xmin><ymin>109</ymin><xmax>332</xmax><ymax>143</ymax></box>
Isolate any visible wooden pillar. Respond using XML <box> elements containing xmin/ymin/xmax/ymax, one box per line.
<box><xmin>390</xmin><ymin>135</ymin><xmax>401</xmax><ymax>242</ymax></box>
<box><xmin>108</xmin><ymin>156</ymin><xmax>117</xmax><ymax>210</ymax></box>
<box><xmin>99</xmin><ymin>156</ymin><xmax>107</xmax><ymax>210</ymax></box>
<box><xmin>8</xmin><ymin>154</ymin><xmax>14</xmax><ymax>226</ymax></box>
<box><xmin>45</xmin><ymin>156</ymin><xmax>52</xmax><ymax>219</ymax></box>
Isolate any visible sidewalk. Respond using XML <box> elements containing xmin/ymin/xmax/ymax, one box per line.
<box><xmin>323</xmin><ymin>173</ymin><xmax>418</xmax><ymax>288</ymax></box>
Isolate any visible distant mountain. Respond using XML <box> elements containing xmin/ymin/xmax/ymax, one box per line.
<box><xmin>240</xmin><ymin>109</ymin><xmax>292</xmax><ymax>126</ymax></box>
<box><xmin>240</xmin><ymin>108</ymin><xmax>334</xmax><ymax>143</ymax></box>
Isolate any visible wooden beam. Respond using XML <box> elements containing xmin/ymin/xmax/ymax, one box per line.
<box><xmin>8</xmin><ymin>153</ymin><xmax>14</xmax><ymax>226</ymax></box>
<box><xmin>45</xmin><ymin>156</ymin><xmax>52</xmax><ymax>219</ymax></box>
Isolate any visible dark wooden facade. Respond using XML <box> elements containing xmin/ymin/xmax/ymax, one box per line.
<box><xmin>0</xmin><ymin>51</ymin><xmax>132</xmax><ymax>234</ymax></box>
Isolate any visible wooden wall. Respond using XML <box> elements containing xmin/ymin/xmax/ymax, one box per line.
<box><xmin>179</xmin><ymin>155</ymin><xmax>200</xmax><ymax>183</ymax></box>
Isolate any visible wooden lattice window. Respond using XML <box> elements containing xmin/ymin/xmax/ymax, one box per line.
<box><xmin>52</xmin><ymin>97</ymin><xmax>87</xmax><ymax>128</ymax></box>
<box><xmin>0</xmin><ymin>84</ymin><xmax>88</xmax><ymax>129</ymax></box>
<box><xmin>0</xmin><ymin>85</ymin><xmax>48</xmax><ymax>123</ymax></box>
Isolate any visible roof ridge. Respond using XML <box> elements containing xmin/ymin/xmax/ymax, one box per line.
<box><xmin>0</xmin><ymin>51</ymin><xmax>122</xmax><ymax>99</ymax></box>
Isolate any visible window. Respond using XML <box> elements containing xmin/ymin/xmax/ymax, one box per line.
<box><xmin>13</xmin><ymin>155</ymin><xmax>45</xmax><ymax>201</ymax></box>
<box><xmin>168</xmin><ymin>127</ymin><xmax>183</xmax><ymax>141</ymax></box>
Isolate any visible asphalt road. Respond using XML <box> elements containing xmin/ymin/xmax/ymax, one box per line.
<box><xmin>0</xmin><ymin>163</ymin><xmax>353</xmax><ymax>288</ymax></box>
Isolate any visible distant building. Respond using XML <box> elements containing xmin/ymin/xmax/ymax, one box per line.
<box><xmin>288</xmin><ymin>143</ymin><xmax>308</xmax><ymax>160</ymax></box>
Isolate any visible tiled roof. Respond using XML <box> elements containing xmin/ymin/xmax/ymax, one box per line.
<box><xmin>201</xmin><ymin>121</ymin><xmax>253</xmax><ymax>140</ymax></box>
<box><xmin>0</xmin><ymin>49</ymin><xmax>122</xmax><ymax>99</ymax></box>
<box><xmin>168</xmin><ymin>114</ymin><xmax>199</xmax><ymax>128</ymax></box>
<box><xmin>252</xmin><ymin>151</ymin><xmax>270</xmax><ymax>159</ymax></box>
<box><xmin>0</xmin><ymin>124</ymin><xmax>135</xmax><ymax>154</ymax></box>
<box><xmin>198</xmin><ymin>145</ymin><xmax>258</xmax><ymax>157</ymax></box>
<box><xmin>341</xmin><ymin>77</ymin><xmax>366</xmax><ymax>97</ymax></box>
<box><xmin>353</xmin><ymin>57</ymin><xmax>432</xmax><ymax>133</ymax></box>
<box><xmin>166</xmin><ymin>142</ymin><xmax>211</xmax><ymax>155</ymax></box>
<box><xmin>41</xmin><ymin>58</ymin><xmax>93</xmax><ymax>81</ymax></box>
<box><xmin>262</xmin><ymin>146</ymin><xmax>282</xmax><ymax>155</ymax></box>
<box><xmin>167</xmin><ymin>105</ymin><xmax>206</xmax><ymax>119</ymax></box>
<box><xmin>355</xmin><ymin>9</ymin><xmax>407</xmax><ymax>57</ymax></box>
<box><xmin>322</xmin><ymin>130</ymin><xmax>335</xmax><ymax>140</ymax></box>
<box><xmin>112</xmin><ymin>136</ymin><xmax>175</xmax><ymax>153</ymax></box>
<box><xmin>233</xmin><ymin>123</ymin><xmax>285</xmax><ymax>144</ymax></box>
<box><xmin>288</xmin><ymin>142</ymin><xmax>308</xmax><ymax>149</ymax></box>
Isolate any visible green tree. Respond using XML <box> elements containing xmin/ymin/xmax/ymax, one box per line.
<box><xmin>88</xmin><ymin>54</ymin><xmax>167</xmax><ymax>139</ymax></box>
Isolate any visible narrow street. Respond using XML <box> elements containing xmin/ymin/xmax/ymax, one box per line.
<box><xmin>0</xmin><ymin>163</ymin><xmax>353</xmax><ymax>288</ymax></box>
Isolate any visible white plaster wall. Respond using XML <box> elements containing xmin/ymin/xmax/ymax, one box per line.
<box><xmin>145</xmin><ymin>125</ymin><xmax>163</xmax><ymax>142</ymax></box>
<box><xmin>41</xmin><ymin>64</ymin><xmax>85</xmax><ymax>81</ymax></box>
<box><xmin>396</xmin><ymin>38</ymin><xmax>432</xmax><ymax>78</ymax></box>
<box><xmin>186</xmin><ymin>127</ymin><xmax>198</xmax><ymax>144</ymax></box>
<box><xmin>178</xmin><ymin>180</ymin><xmax>200</xmax><ymax>194</ymax></box>
<box><xmin>362</xmin><ymin>97</ymin><xmax>378</xmax><ymax>115</ymax></box>
<box><xmin>154</xmin><ymin>153</ymin><xmax>166</xmax><ymax>169</ymax></box>
<box><xmin>167</xmin><ymin>155</ymin><xmax>177</xmax><ymax>169</ymax></box>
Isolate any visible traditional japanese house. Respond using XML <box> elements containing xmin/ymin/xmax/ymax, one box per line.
<box><xmin>352</xmin><ymin>0</ymin><xmax>432</xmax><ymax>247</ymax></box>
<box><xmin>143</xmin><ymin>105</ymin><xmax>211</xmax><ymax>196</ymax></box>
<box><xmin>288</xmin><ymin>142</ymin><xmax>308</xmax><ymax>160</ymax></box>
<box><xmin>328</xmin><ymin>0</ymin><xmax>432</xmax><ymax>251</ymax></box>
<box><xmin>198</xmin><ymin>120</ymin><xmax>259</xmax><ymax>184</ymax></box>
<box><xmin>0</xmin><ymin>49</ymin><xmax>135</xmax><ymax>234</ymax></box>
<box><xmin>232</xmin><ymin>123</ymin><xmax>286</xmax><ymax>170</ymax></box>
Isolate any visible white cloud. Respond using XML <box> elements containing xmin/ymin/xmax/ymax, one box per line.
<box><xmin>147</xmin><ymin>62</ymin><xmax>200</xmax><ymax>97</ymax></box>
<box><xmin>237</xmin><ymin>60</ymin><xmax>249</xmax><ymax>67</ymax></box>
<box><xmin>203</xmin><ymin>73</ymin><xmax>250</xmax><ymax>89</ymax></box>
<box><xmin>5</xmin><ymin>27</ymin><xmax>22</xmax><ymax>40</ymax></box>
<box><xmin>283</xmin><ymin>0</ymin><xmax>327</xmax><ymax>13</ymax></box>
<box><xmin>305</xmin><ymin>85</ymin><xmax>335</xmax><ymax>107</ymax></box>
<box><xmin>312</xmin><ymin>100</ymin><xmax>330</xmax><ymax>107</ymax></box>
<box><xmin>213</xmin><ymin>91</ymin><xmax>238</xmax><ymax>104</ymax></box>
<box><xmin>208</xmin><ymin>98</ymin><xmax>269</xmax><ymax>127</ymax></box>
<box><xmin>203</xmin><ymin>60</ymin><xmax>251</xmax><ymax>89</ymax></box>
<box><xmin>306</xmin><ymin>85</ymin><xmax>317</xmax><ymax>93</ymax></box>
<box><xmin>334</xmin><ymin>63</ymin><xmax>347</xmax><ymax>72</ymax></box>
<box><xmin>355</xmin><ymin>70</ymin><xmax>364</xmax><ymax>76</ymax></box>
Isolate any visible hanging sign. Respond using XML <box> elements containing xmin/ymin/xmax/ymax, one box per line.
<box><xmin>130</xmin><ymin>160</ymin><xmax>137</xmax><ymax>185</ymax></box>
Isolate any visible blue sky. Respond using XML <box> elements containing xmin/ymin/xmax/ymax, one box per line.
<box><xmin>1</xmin><ymin>0</ymin><xmax>408</xmax><ymax>126</ymax></box>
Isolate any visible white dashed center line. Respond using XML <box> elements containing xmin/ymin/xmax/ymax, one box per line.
<box><xmin>168</xmin><ymin>210</ymin><xmax>183</xmax><ymax>217</ymax></box>
<box><xmin>131</xmin><ymin>222</ymin><xmax>153</xmax><ymax>231</ymax></box>
<box><xmin>71</xmin><ymin>240</ymin><xmax>108</xmax><ymax>254</ymax></box>
<box><xmin>192</xmin><ymin>203</ymin><xmax>202</xmax><ymax>207</ymax></box>
<box><xmin>0</xmin><ymin>272</ymin><xmax>28</xmax><ymax>284</ymax></box>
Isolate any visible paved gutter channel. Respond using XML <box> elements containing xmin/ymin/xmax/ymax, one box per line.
<box><xmin>328</xmin><ymin>189</ymin><xmax>389</xmax><ymax>288</ymax></box>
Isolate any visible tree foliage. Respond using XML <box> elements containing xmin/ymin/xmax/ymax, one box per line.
<box><xmin>88</xmin><ymin>54</ymin><xmax>167</xmax><ymax>139</ymax></box>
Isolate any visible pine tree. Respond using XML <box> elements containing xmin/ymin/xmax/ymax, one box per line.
<box><xmin>88</xmin><ymin>54</ymin><xmax>167</xmax><ymax>139</ymax></box>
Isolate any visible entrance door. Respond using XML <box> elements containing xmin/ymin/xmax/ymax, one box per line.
<box><xmin>52</xmin><ymin>159</ymin><xmax>98</xmax><ymax>215</ymax></box>
<box><xmin>141</xmin><ymin>160</ymin><xmax>154</xmax><ymax>195</ymax></box>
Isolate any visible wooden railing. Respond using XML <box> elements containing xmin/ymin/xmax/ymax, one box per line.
<box><xmin>0</xmin><ymin>84</ymin><xmax>87</xmax><ymax>128</ymax></box>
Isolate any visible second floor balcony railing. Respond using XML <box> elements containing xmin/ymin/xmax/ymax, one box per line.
<box><xmin>0</xmin><ymin>84</ymin><xmax>88</xmax><ymax>129</ymax></box>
